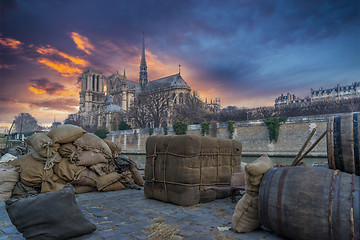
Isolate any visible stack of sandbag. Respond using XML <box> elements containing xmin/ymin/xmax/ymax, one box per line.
<box><xmin>10</xmin><ymin>124</ymin><xmax>142</xmax><ymax>195</ymax></box>
<box><xmin>0</xmin><ymin>163</ymin><xmax>19</xmax><ymax>201</ymax></box>
<box><xmin>232</xmin><ymin>155</ymin><xmax>273</xmax><ymax>233</ymax></box>
<box><xmin>144</xmin><ymin>135</ymin><xmax>242</xmax><ymax>206</ymax></box>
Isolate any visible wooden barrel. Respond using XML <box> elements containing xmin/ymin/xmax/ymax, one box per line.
<box><xmin>327</xmin><ymin>112</ymin><xmax>360</xmax><ymax>176</ymax></box>
<box><xmin>258</xmin><ymin>167</ymin><xmax>360</xmax><ymax>240</ymax></box>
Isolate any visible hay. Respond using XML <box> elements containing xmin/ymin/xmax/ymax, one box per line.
<box><xmin>145</xmin><ymin>218</ymin><xmax>180</xmax><ymax>240</ymax></box>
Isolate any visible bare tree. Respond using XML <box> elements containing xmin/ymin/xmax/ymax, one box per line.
<box><xmin>64</xmin><ymin>113</ymin><xmax>81</xmax><ymax>126</ymax></box>
<box><xmin>172</xmin><ymin>91</ymin><xmax>207</xmax><ymax>124</ymax></box>
<box><xmin>145</xmin><ymin>91</ymin><xmax>171</xmax><ymax>128</ymax></box>
<box><xmin>128</xmin><ymin>94</ymin><xmax>150</xmax><ymax>128</ymax></box>
<box><xmin>14</xmin><ymin>113</ymin><xmax>39</xmax><ymax>133</ymax></box>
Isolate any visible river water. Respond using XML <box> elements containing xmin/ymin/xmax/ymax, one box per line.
<box><xmin>123</xmin><ymin>154</ymin><xmax>327</xmax><ymax>168</ymax></box>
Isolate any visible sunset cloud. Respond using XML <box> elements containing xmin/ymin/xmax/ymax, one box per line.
<box><xmin>71</xmin><ymin>32</ymin><xmax>94</xmax><ymax>54</ymax></box>
<box><xmin>0</xmin><ymin>37</ymin><xmax>22</xmax><ymax>49</ymax></box>
<box><xmin>28</xmin><ymin>78</ymin><xmax>77</xmax><ymax>96</ymax></box>
<box><xmin>0</xmin><ymin>64</ymin><xmax>16</xmax><ymax>70</ymax></box>
<box><xmin>36</xmin><ymin>45</ymin><xmax>89</xmax><ymax>67</ymax></box>
<box><xmin>37</xmin><ymin>58</ymin><xmax>82</xmax><ymax>77</ymax></box>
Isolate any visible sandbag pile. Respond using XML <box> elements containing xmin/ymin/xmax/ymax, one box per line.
<box><xmin>9</xmin><ymin>124</ymin><xmax>142</xmax><ymax>196</ymax></box>
<box><xmin>0</xmin><ymin>163</ymin><xmax>19</xmax><ymax>201</ymax></box>
<box><xmin>145</xmin><ymin>135</ymin><xmax>242</xmax><ymax>206</ymax></box>
<box><xmin>232</xmin><ymin>155</ymin><xmax>273</xmax><ymax>233</ymax></box>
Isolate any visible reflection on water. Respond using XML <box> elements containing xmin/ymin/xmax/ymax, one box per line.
<box><xmin>123</xmin><ymin>154</ymin><xmax>327</xmax><ymax>167</ymax></box>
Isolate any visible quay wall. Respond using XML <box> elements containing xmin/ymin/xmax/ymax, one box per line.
<box><xmin>106</xmin><ymin>113</ymin><xmax>348</xmax><ymax>157</ymax></box>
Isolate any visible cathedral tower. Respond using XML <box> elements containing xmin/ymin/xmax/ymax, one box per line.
<box><xmin>139</xmin><ymin>33</ymin><xmax>148</xmax><ymax>88</ymax></box>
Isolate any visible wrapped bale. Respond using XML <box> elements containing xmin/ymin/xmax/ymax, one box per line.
<box><xmin>145</xmin><ymin>135</ymin><xmax>242</xmax><ymax>206</ymax></box>
<box><xmin>48</xmin><ymin>124</ymin><xmax>86</xmax><ymax>144</ymax></box>
<box><xmin>104</xmin><ymin>139</ymin><xmax>122</xmax><ymax>158</ymax></box>
<box><xmin>232</xmin><ymin>155</ymin><xmax>273</xmax><ymax>233</ymax></box>
<box><xmin>5</xmin><ymin>185</ymin><xmax>96</xmax><ymax>240</ymax></box>
<box><xmin>74</xmin><ymin>133</ymin><xmax>112</xmax><ymax>159</ymax></box>
<box><xmin>258</xmin><ymin>167</ymin><xmax>360</xmax><ymax>240</ymax></box>
<box><xmin>0</xmin><ymin>163</ymin><xmax>19</xmax><ymax>201</ymax></box>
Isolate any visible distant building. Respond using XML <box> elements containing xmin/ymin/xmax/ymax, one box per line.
<box><xmin>78</xmin><ymin>34</ymin><xmax>219</xmax><ymax>130</ymax></box>
<box><xmin>275</xmin><ymin>82</ymin><xmax>360</xmax><ymax>106</ymax></box>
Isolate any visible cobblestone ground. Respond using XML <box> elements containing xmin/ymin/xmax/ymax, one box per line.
<box><xmin>0</xmin><ymin>189</ymin><xmax>284</xmax><ymax>240</ymax></box>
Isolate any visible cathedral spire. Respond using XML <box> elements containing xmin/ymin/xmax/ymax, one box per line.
<box><xmin>139</xmin><ymin>32</ymin><xmax>148</xmax><ymax>88</ymax></box>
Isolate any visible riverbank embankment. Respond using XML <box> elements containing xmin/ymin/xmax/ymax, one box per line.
<box><xmin>106</xmin><ymin>113</ymin><xmax>345</xmax><ymax>157</ymax></box>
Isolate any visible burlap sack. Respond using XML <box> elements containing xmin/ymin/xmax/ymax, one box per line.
<box><xmin>58</xmin><ymin>143</ymin><xmax>80</xmax><ymax>163</ymax></box>
<box><xmin>76</xmin><ymin>151</ymin><xmax>107</xmax><ymax>166</ymax></box>
<box><xmin>28</xmin><ymin>146</ymin><xmax>62</xmax><ymax>170</ymax></box>
<box><xmin>89</xmin><ymin>163</ymin><xmax>109</xmax><ymax>176</ymax></box>
<box><xmin>0</xmin><ymin>163</ymin><xmax>19</xmax><ymax>201</ymax></box>
<box><xmin>74</xmin><ymin>133</ymin><xmax>112</xmax><ymax>159</ymax></box>
<box><xmin>72</xmin><ymin>168</ymin><xmax>98</xmax><ymax>187</ymax></box>
<box><xmin>16</xmin><ymin>154</ymin><xmax>63</xmax><ymax>193</ymax></box>
<box><xmin>130</xmin><ymin>164</ymin><xmax>143</xmax><ymax>186</ymax></box>
<box><xmin>74</xmin><ymin>185</ymin><xmax>97</xmax><ymax>194</ymax></box>
<box><xmin>5</xmin><ymin>185</ymin><xmax>96</xmax><ymax>239</ymax></box>
<box><xmin>97</xmin><ymin>172</ymin><xmax>121</xmax><ymax>191</ymax></box>
<box><xmin>48</xmin><ymin>124</ymin><xmax>86</xmax><ymax>144</ymax></box>
<box><xmin>101</xmin><ymin>181</ymin><xmax>125</xmax><ymax>192</ymax></box>
<box><xmin>26</xmin><ymin>133</ymin><xmax>60</xmax><ymax>158</ymax></box>
<box><xmin>103</xmin><ymin>139</ymin><xmax>122</xmax><ymax>158</ymax></box>
<box><xmin>53</xmin><ymin>158</ymin><xmax>86</xmax><ymax>182</ymax></box>
<box><xmin>232</xmin><ymin>154</ymin><xmax>273</xmax><ymax>233</ymax></box>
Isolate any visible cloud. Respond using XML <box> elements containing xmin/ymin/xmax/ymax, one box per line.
<box><xmin>36</xmin><ymin>58</ymin><xmax>82</xmax><ymax>77</ymax></box>
<box><xmin>0</xmin><ymin>37</ymin><xmax>22</xmax><ymax>49</ymax></box>
<box><xmin>28</xmin><ymin>78</ymin><xmax>77</xmax><ymax>95</ymax></box>
<box><xmin>71</xmin><ymin>32</ymin><xmax>94</xmax><ymax>54</ymax></box>
<box><xmin>29</xmin><ymin>98</ymin><xmax>78</xmax><ymax>112</ymax></box>
<box><xmin>36</xmin><ymin>45</ymin><xmax>88</xmax><ymax>67</ymax></box>
<box><xmin>0</xmin><ymin>64</ymin><xmax>16</xmax><ymax>69</ymax></box>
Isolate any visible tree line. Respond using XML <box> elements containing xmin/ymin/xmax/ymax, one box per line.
<box><xmin>10</xmin><ymin>96</ymin><xmax>360</xmax><ymax>134</ymax></box>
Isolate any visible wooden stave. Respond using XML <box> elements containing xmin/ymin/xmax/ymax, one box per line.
<box><xmin>258</xmin><ymin>166</ymin><xmax>360</xmax><ymax>240</ymax></box>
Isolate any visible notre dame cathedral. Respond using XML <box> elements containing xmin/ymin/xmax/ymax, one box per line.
<box><xmin>78</xmin><ymin>35</ymin><xmax>212</xmax><ymax>131</ymax></box>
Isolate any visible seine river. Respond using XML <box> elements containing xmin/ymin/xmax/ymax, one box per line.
<box><xmin>123</xmin><ymin>154</ymin><xmax>328</xmax><ymax>169</ymax></box>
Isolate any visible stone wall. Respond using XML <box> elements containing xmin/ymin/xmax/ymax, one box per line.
<box><xmin>106</xmin><ymin>113</ymin><xmax>347</xmax><ymax>157</ymax></box>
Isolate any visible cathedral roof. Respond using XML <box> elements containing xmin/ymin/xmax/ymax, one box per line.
<box><xmin>144</xmin><ymin>73</ymin><xmax>190</xmax><ymax>92</ymax></box>
<box><xmin>105</xmin><ymin>104</ymin><xmax>122</xmax><ymax>113</ymax></box>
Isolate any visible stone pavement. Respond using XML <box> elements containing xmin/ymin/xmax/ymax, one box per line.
<box><xmin>0</xmin><ymin>189</ymin><xmax>284</xmax><ymax>240</ymax></box>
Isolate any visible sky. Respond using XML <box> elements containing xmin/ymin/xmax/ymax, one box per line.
<box><xmin>0</xmin><ymin>0</ymin><xmax>359</xmax><ymax>131</ymax></box>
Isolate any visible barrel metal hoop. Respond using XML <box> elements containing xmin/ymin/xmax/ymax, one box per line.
<box><xmin>329</xmin><ymin>170</ymin><xmax>340</xmax><ymax>240</ymax></box>
<box><xmin>334</xmin><ymin>116</ymin><xmax>344</xmax><ymax>171</ymax></box>
<box><xmin>352</xmin><ymin>174</ymin><xmax>360</xmax><ymax>240</ymax></box>
<box><xmin>276</xmin><ymin>167</ymin><xmax>289</xmax><ymax>236</ymax></box>
<box><xmin>353</xmin><ymin>113</ymin><xmax>359</xmax><ymax>176</ymax></box>
<box><xmin>259</xmin><ymin>167</ymin><xmax>277</xmax><ymax>231</ymax></box>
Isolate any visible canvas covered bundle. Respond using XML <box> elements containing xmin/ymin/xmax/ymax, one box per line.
<box><xmin>144</xmin><ymin>135</ymin><xmax>242</xmax><ymax>206</ymax></box>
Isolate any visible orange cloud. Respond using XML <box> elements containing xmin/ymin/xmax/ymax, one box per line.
<box><xmin>37</xmin><ymin>58</ymin><xmax>82</xmax><ymax>77</ymax></box>
<box><xmin>71</xmin><ymin>32</ymin><xmax>94</xmax><ymax>54</ymax></box>
<box><xmin>0</xmin><ymin>37</ymin><xmax>22</xmax><ymax>49</ymax></box>
<box><xmin>36</xmin><ymin>46</ymin><xmax>88</xmax><ymax>67</ymax></box>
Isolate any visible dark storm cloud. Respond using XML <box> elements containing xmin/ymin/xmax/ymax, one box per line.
<box><xmin>28</xmin><ymin>98</ymin><xmax>78</xmax><ymax>112</ymax></box>
<box><xmin>0</xmin><ymin>0</ymin><xmax>359</xmax><ymax>120</ymax></box>
<box><xmin>29</xmin><ymin>78</ymin><xmax>65</xmax><ymax>94</ymax></box>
